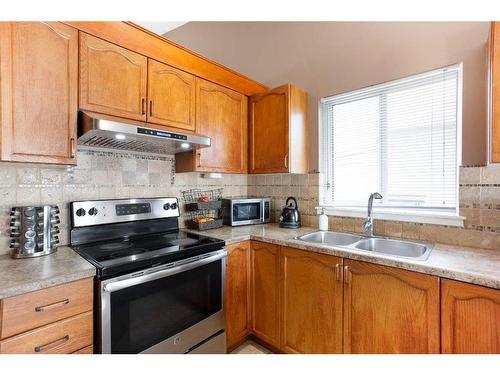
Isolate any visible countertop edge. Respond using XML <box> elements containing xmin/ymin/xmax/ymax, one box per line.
<box><xmin>0</xmin><ymin>268</ymin><xmax>96</xmax><ymax>299</ymax></box>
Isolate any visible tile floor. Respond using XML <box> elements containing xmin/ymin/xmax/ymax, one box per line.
<box><xmin>230</xmin><ymin>340</ymin><xmax>272</xmax><ymax>354</ymax></box>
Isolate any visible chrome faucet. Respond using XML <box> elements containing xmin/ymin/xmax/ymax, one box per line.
<box><xmin>363</xmin><ymin>192</ymin><xmax>383</xmax><ymax>237</ymax></box>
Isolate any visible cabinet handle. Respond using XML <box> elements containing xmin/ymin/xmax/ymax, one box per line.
<box><xmin>70</xmin><ymin>138</ymin><xmax>76</xmax><ymax>158</ymax></box>
<box><xmin>344</xmin><ymin>265</ymin><xmax>350</xmax><ymax>284</ymax></box>
<box><xmin>149</xmin><ymin>100</ymin><xmax>153</xmax><ymax>117</ymax></box>
<box><xmin>141</xmin><ymin>98</ymin><xmax>146</xmax><ymax>115</ymax></box>
<box><xmin>34</xmin><ymin>335</ymin><xmax>69</xmax><ymax>353</ymax></box>
<box><xmin>196</xmin><ymin>151</ymin><xmax>201</xmax><ymax>167</ymax></box>
<box><xmin>35</xmin><ymin>298</ymin><xmax>69</xmax><ymax>312</ymax></box>
<box><xmin>284</xmin><ymin>154</ymin><xmax>288</xmax><ymax>169</ymax></box>
<box><xmin>335</xmin><ymin>263</ymin><xmax>341</xmax><ymax>282</ymax></box>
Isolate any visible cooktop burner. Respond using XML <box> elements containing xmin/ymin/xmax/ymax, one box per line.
<box><xmin>72</xmin><ymin>229</ymin><xmax>225</xmax><ymax>279</ymax></box>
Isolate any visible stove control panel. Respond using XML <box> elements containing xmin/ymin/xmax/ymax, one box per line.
<box><xmin>71</xmin><ymin>198</ymin><xmax>180</xmax><ymax>227</ymax></box>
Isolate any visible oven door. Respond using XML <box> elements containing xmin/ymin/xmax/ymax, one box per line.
<box><xmin>100</xmin><ymin>250</ymin><xmax>226</xmax><ymax>354</ymax></box>
<box><xmin>231</xmin><ymin>199</ymin><xmax>264</xmax><ymax>225</ymax></box>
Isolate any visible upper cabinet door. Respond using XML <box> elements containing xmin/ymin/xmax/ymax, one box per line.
<box><xmin>249</xmin><ymin>85</ymin><xmax>289</xmax><ymax>173</ymax></box>
<box><xmin>79</xmin><ymin>33</ymin><xmax>147</xmax><ymax>121</ymax></box>
<box><xmin>196</xmin><ymin>78</ymin><xmax>248</xmax><ymax>173</ymax></box>
<box><xmin>147</xmin><ymin>59</ymin><xmax>196</xmax><ymax>131</ymax></box>
<box><xmin>343</xmin><ymin>259</ymin><xmax>440</xmax><ymax>354</ymax></box>
<box><xmin>442</xmin><ymin>279</ymin><xmax>500</xmax><ymax>354</ymax></box>
<box><xmin>249</xmin><ymin>84</ymin><xmax>307</xmax><ymax>174</ymax></box>
<box><xmin>0</xmin><ymin>22</ymin><xmax>78</xmax><ymax>165</ymax></box>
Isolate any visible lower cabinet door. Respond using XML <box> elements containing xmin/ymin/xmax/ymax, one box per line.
<box><xmin>251</xmin><ymin>241</ymin><xmax>280</xmax><ymax>349</ymax></box>
<box><xmin>225</xmin><ymin>241</ymin><xmax>251</xmax><ymax>351</ymax></box>
<box><xmin>280</xmin><ymin>247</ymin><xmax>343</xmax><ymax>353</ymax></box>
<box><xmin>441</xmin><ymin>279</ymin><xmax>500</xmax><ymax>353</ymax></box>
<box><xmin>343</xmin><ymin>260</ymin><xmax>440</xmax><ymax>353</ymax></box>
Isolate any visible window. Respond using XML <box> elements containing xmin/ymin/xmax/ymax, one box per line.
<box><xmin>320</xmin><ymin>64</ymin><xmax>462</xmax><ymax>225</ymax></box>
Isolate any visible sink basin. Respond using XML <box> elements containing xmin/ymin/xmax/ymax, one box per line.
<box><xmin>353</xmin><ymin>237</ymin><xmax>432</xmax><ymax>260</ymax></box>
<box><xmin>295</xmin><ymin>231</ymin><xmax>364</xmax><ymax>247</ymax></box>
<box><xmin>295</xmin><ymin>231</ymin><xmax>433</xmax><ymax>261</ymax></box>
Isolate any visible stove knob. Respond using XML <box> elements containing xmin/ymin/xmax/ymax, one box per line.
<box><xmin>76</xmin><ymin>208</ymin><xmax>86</xmax><ymax>217</ymax></box>
<box><xmin>170</xmin><ymin>202</ymin><xmax>177</xmax><ymax>210</ymax></box>
<box><xmin>163</xmin><ymin>203</ymin><xmax>171</xmax><ymax>210</ymax></box>
<box><xmin>88</xmin><ymin>207</ymin><xmax>98</xmax><ymax>216</ymax></box>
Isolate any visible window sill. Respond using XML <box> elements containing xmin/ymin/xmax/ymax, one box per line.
<box><xmin>317</xmin><ymin>206</ymin><xmax>465</xmax><ymax>227</ymax></box>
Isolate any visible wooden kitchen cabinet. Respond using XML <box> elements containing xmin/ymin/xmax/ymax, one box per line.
<box><xmin>79</xmin><ymin>32</ymin><xmax>148</xmax><ymax>121</ymax></box>
<box><xmin>441</xmin><ymin>279</ymin><xmax>500</xmax><ymax>353</ymax></box>
<box><xmin>343</xmin><ymin>259</ymin><xmax>440</xmax><ymax>354</ymax></box>
<box><xmin>176</xmin><ymin>78</ymin><xmax>248</xmax><ymax>173</ymax></box>
<box><xmin>0</xmin><ymin>22</ymin><xmax>78</xmax><ymax>165</ymax></box>
<box><xmin>249</xmin><ymin>84</ymin><xmax>308</xmax><ymax>174</ymax></box>
<box><xmin>225</xmin><ymin>241</ymin><xmax>251</xmax><ymax>351</ymax></box>
<box><xmin>147</xmin><ymin>59</ymin><xmax>196</xmax><ymax>131</ymax></box>
<box><xmin>490</xmin><ymin>22</ymin><xmax>500</xmax><ymax>162</ymax></box>
<box><xmin>250</xmin><ymin>241</ymin><xmax>280</xmax><ymax>349</ymax></box>
<box><xmin>280</xmin><ymin>247</ymin><xmax>343</xmax><ymax>353</ymax></box>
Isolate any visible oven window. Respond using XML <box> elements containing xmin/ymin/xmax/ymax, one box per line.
<box><xmin>110</xmin><ymin>261</ymin><xmax>222</xmax><ymax>353</ymax></box>
<box><xmin>233</xmin><ymin>202</ymin><xmax>261</xmax><ymax>221</ymax></box>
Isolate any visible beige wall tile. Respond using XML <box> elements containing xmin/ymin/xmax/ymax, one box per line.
<box><xmin>460</xmin><ymin>167</ymin><xmax>481</xmax><ymax>185</ymax></box>
<box><xmin>481</xmin><ymin>164</ymin><xmax>500</xmax><ymax>185</ymax></box>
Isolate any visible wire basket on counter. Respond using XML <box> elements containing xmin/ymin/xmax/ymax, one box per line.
<box><xmin>181</xmin><ymin>188</ymin><xmax>224</xmax><ymax>231</ymax></box>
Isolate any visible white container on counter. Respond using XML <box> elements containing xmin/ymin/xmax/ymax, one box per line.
<box><xmin>319</xmin><ymin>208</ymin><xmax>328</xmax><ymax>231</ymax></box>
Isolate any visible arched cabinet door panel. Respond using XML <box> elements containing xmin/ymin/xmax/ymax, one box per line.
<box><xmin>280</xmin><ymin>247</ymin><xmax>343</xmax><ymax>353</ymax></box>
<box><xmin>79</xmin><ymin>32</ymin><xmax>147</xmax><ymax>121</ymax></box>
<box><xmin>0</xmin><ymin>22</ymin><xmax>78</xmax><ymax>164</ymax></box>
<box><xmin>441</xmin><ymin>279</ymin><xmax>500</xmax><ymax>354</ymax></box>
<box><xmin>343</xmin><ymin>259</ymin><xmax>440</xmax><ymax>354</ymax></box>
<box><xmin>225</xmin><ymin>241</ymin><xmax>251</xmax><ymax>351</ymax></box>
<box><xmin>147</xmin><ymin>59</ymin><xmax>195</xmax><ymax>131</ymax></box>
<box><xmin>250</xmin><ymin>241</ymin><xmax>280</xmax><ymax>349</ymax></box>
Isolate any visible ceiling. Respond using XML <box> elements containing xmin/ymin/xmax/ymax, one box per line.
<box><xmin>134</xmin><ymin>22</ymin><xmax>187</xmax><ymax>36</ymax></box>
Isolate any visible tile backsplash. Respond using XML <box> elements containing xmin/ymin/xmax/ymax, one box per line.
<box><xmin>248</xmin><ymin>165</ymin><xmax>500</xmax><ymax>251</ymax></box>
<box><xmin>0</xmin><ymin>150</ymin><xmax>499</xmax><ymax>256</ymax></box>
<box><xmin>0</xmin><ymin>149</ymin><xmax>247</xmax><ymax>255</ymax></box>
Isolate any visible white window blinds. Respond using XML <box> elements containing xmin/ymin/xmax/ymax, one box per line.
<box><xmin>320</xmin><ymin>64</ymin><xmax>461</xmax><ymax>212</ymax></box>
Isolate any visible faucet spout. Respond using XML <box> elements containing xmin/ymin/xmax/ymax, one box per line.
<box><xmin>363</xmin><ymin>192</ymin><xmax>383</xmax><ymax>237</ymax></box>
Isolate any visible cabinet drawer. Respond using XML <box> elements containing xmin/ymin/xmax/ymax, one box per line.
<box><xmin>0</xmin><ymin>277</ymin><xmax>93</xmax><ymax>339</ymax></box>
<box><xmin>0</xmin><ymin>311</ymin><xmax>92</xmax><ymax>354</ymax></box>
<box><xmin>73</xmin><ymin>345</ymin><xmax>93</xmax><ymax>354</ymax></box>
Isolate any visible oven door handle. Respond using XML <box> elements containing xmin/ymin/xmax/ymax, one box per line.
<box><xmin>103</xmin><ymin>250</ymin><xmax>227</xmax><ymax>293</ymax></box>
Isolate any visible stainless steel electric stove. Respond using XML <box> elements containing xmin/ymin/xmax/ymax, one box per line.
<box><xmin>70</xmin><ymin>197</ymin><xmax>227</xmax><ymax>354</ymax></box>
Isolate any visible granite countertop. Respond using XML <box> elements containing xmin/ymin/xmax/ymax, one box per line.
<box><xmin>0</xmin><ymin>246</ymin><xmax>96</xmax><ymax>299</ymax></box>
<box><xmin>188</xmin><ymin>224</ymin><xmax>500</xmax><ymax>290</ymax></box>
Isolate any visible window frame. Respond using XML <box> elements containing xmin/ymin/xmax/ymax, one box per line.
<box><xmin>319</xmin><ymin>64</ymin><xmax>464</xmax><ymax>227</ymax></box>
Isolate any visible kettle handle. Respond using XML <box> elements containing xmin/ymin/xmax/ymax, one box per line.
<box><xmin>286</xmin><ymin>196</ymin><xmax>298</xmax><ymax>209</ymax></box>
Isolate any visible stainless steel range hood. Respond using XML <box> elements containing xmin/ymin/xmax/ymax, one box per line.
<box><xmin>78</xmin><ymin>111</ymin><xmax>210</xmax><ymax>155</ymax></box>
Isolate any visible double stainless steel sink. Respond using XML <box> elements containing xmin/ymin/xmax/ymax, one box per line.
<box><xmin>295</xmin><ymin>231</ymin><xmax>432</xmax><ymax>261</ymax></box>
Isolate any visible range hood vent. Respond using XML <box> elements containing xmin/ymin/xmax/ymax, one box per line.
<box><xmin>78</xmin><ymin>111</ymin><xmax>210</xmax><ymax>155</ymax></box>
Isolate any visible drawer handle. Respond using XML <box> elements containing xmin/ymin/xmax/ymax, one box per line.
<box><xmin>35</xmin><ymin>335</ymin><xmax>69</xmax><ymax>353</ymax></box>
<box><xmin>35</xmin><ymin>298</ymin><xmax>69</xmax><ymax>312</ymax></box>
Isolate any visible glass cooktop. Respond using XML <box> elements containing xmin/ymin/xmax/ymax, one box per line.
<box><xmin>72</xmin><ymin>230</ymin><xmax>225</xmax><ymax>279</ymax></box>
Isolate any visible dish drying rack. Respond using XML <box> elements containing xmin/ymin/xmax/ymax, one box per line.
<box><xmin>181</xmin><ymin>188</ymin><xmax>224</xmax><ymax>231</ymax></box>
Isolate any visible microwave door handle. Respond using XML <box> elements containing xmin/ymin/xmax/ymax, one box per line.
<box><xmin>103</xmin><ymin>250</ymin><xmax>227</xmax><ymax>293</ymax></box>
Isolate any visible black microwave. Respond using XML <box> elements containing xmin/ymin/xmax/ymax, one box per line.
<box><xmin>221</xmin><ymin>197</ymin><xmax>271</xmax><ymax>226</ymax></box>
